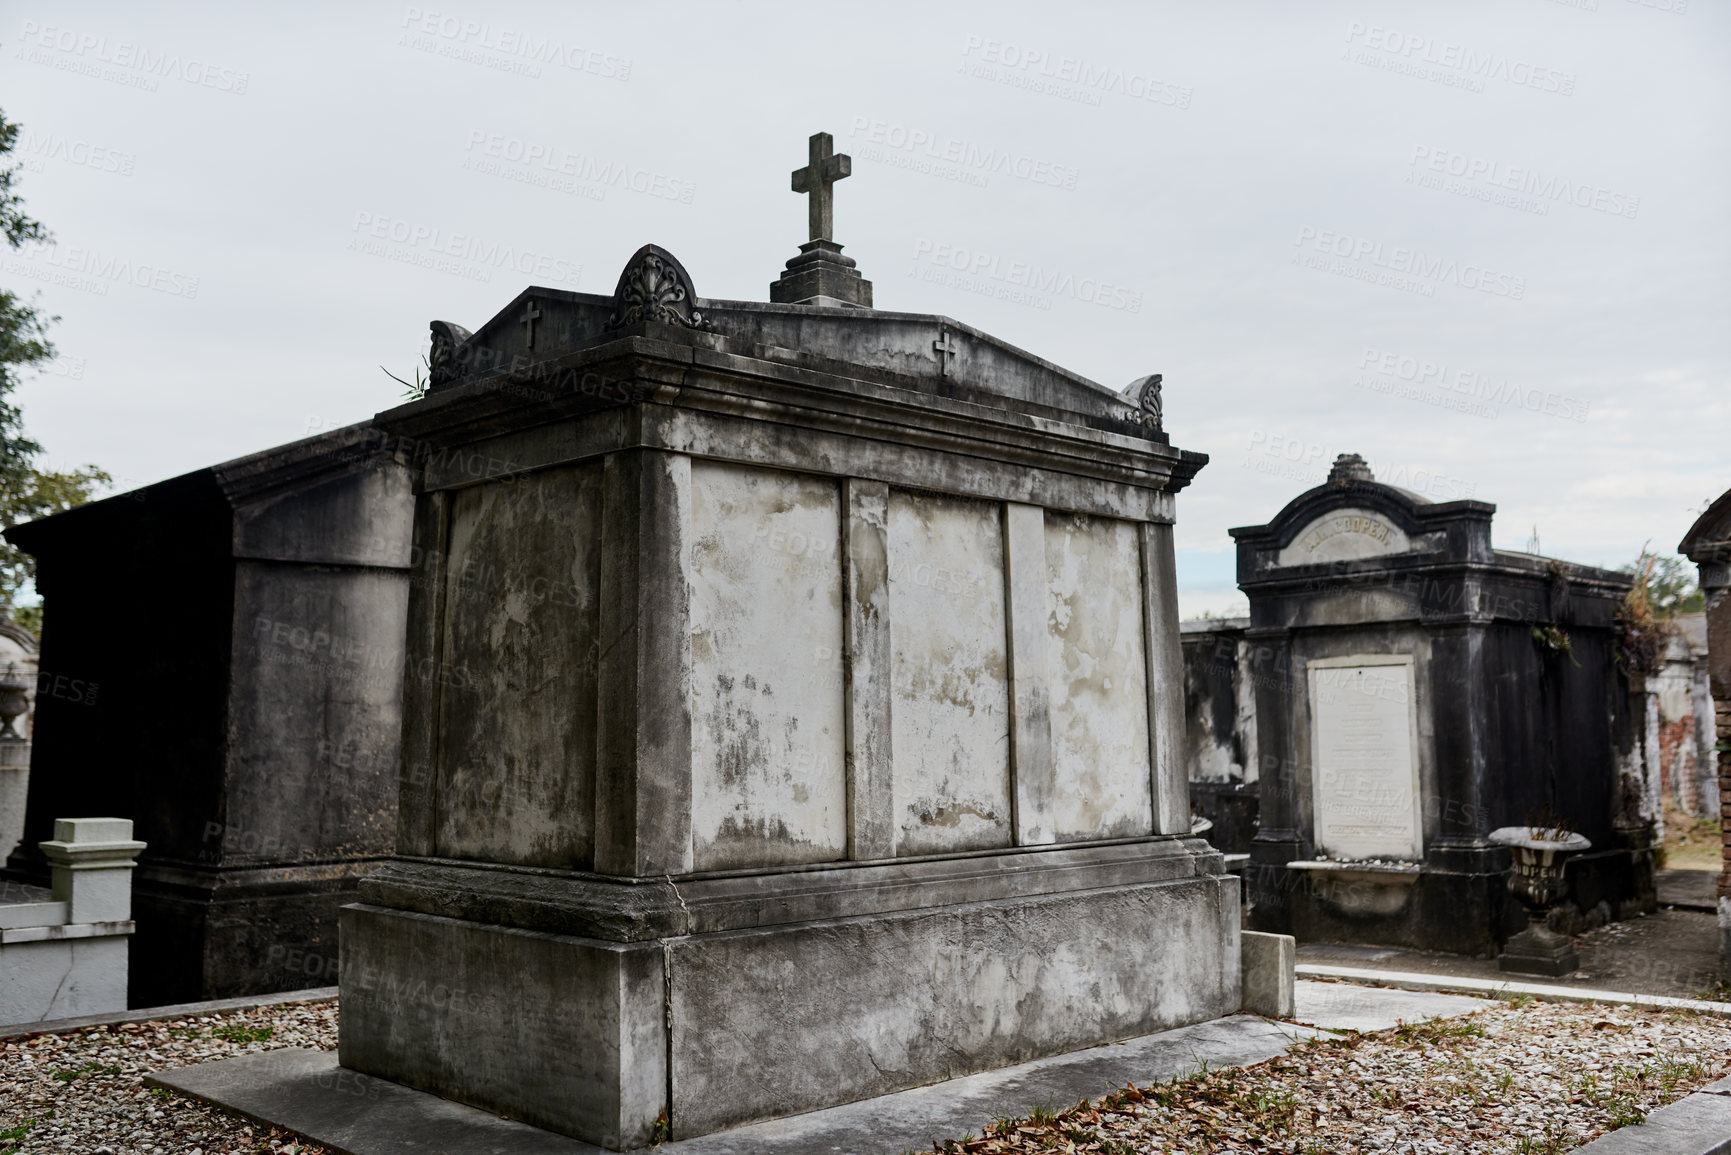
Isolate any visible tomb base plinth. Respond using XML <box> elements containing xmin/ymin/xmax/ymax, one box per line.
<box><xmin>338</xmin><ymin>839</ymin><xmax>1239</xmax><ymax>1150</ymax></box>
<box><xmin>1498</xmin><ymin>924</ymin><xmax>1579</xmax><ymax>977</ymax></box>
<box><xmin>1254</xmin><ymin>858</ymin><xmax>1517</xmax><ymax>957</ymax></box>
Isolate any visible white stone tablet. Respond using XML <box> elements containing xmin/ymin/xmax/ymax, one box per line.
<box><xmin>1307</xmin><ymin>654</ymin><xmax>1423</xmax><ymax>860</ymax></box>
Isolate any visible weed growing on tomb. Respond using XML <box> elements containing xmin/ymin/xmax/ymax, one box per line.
<box><xmin>1616</xmin><ymin>547</ymin><xmax>1675</xmax><ymax>675</ymax></box>
<box><xmin>381</xmin><ymin>355</ymin><xmax>431</xmax><ymax>401</ymax></box>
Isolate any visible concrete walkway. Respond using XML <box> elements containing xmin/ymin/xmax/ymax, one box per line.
<box><xmin>1297</xmin><ymin>907</ymin><xmax>1724</xmax><ymax>1001</ymax></box>
<box><xmin>1657</xmin><ymin>868</ymin><xmax>1718</xmax><ymax>913</ymax></box>
<box><xmin>1296</xmin><ymin>964</ymin><xmax>1731</xmax><ymax>1017</ymax></box>
<box><xmin>1574</xmin><ymin>1076</ymin><xmax>1731</xmax><ymax>1154</ymax></box>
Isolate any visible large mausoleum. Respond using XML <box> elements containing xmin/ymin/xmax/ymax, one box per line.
<box><xmin>337</xmin><ymin>134</ymin><xmax>1236</xmax><ymax>1148</ymax></box>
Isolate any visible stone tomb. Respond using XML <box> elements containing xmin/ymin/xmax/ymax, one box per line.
<box><xmin>1236</xmin><ymin>454</ymin><xmax>1653</xmax><ymax>955</ymax></box>
<box><xmin>337</xmin><ymin>241</ymin><xmax>1234</xmax><ymax>1148</ymax></box>
<box><xmin>1181</xmin><ymin>616</ymin><xmax>1259</xmax><ymax>855</ymax></box>
<box><xmin>1680</xmin><ymin>489</ymin><xmax>1731</xmax><ymax>977</ymax></box>
<box><xmin>2</xmin><ymin>425</ymin><xmax>414</xmax><ymax>1005</ymax></box>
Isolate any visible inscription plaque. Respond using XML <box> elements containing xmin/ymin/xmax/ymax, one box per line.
<box><xmin>1307</xmin><ymin>655</ymin><xmax>1422</xmax><ymax>860</ymax></box>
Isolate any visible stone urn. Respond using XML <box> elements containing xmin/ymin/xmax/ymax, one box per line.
<box><xmin>1488</xmin><ymin>825</ymin><xmax>1592</xmax><ymax>976</ymax></box>
<box><xmin>0</xmin><ymin>663</ymin><xmax>30</xmax><ymax>742</ymax></box>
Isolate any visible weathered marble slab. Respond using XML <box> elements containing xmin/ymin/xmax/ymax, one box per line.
<box><xmin>887</xmin><ymin>491</ymin><xmax>1011</xmax><ymax>855</ymax></box>
<box><xmin>689</xmin><ymin>463</ymin><xmax>847</xmax><ymax>870</ymax></box>
<box><xmin>436</xmin><ymin>464</ymin><xmax>603</xmax><ymax>869</ymax></box>
<box><xmin>1044</xmin><ymin>512</ymin><xmax>1152</xmax><ymax>840</ymax></box>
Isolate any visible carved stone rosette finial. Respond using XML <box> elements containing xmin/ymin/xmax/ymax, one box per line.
<box><xmin>1122</xmin><ymin>373</ymin><xmax>1163</xmax><ymax>430</ymax></box>
<box><xmin>428</xmin><ymin>320</ymin><xmax>475</xmax><ymax>390</ymax></box>
<box><xmin>605</xmin><ymin>244</ymin><xmax>712</xmax><ymax>331</ymax></box>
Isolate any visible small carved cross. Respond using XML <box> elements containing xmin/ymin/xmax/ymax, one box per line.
<box><xmin>519</xmin><ymin>300</ymin><xmax>543</xmax><ymax>350</ymax></box>
<box><xmin>790</xmin><ymin>132</ymin><xmax>852</xmax><ymax>243</ymax></box>
<box><xmin>932</xmin><ymin>328</ymin><xmax>957</xmax><ymax>377</ymax></box>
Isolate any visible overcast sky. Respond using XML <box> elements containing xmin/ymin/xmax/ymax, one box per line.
<box><xmin>5</xmin><ymin>0</ymin><xmax>1726</xmax><ymax>615</ymax></box>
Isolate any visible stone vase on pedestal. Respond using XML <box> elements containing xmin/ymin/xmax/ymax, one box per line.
<box><xmin>1488</xmin><ymin>826</ymin><xmax>1591</xmax><ymax>976</ymax></box>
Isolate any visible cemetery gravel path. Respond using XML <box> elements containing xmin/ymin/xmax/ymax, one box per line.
<box><xmin>0</xmin><ymin>1000</ymin><xmax>338</xmax><ymax>1154</ymax></box>
<box><xmin>934</xmin><ymin>995</ymin><xmax>1731</xmax><ymax>1154</ymax></box>
<box><xmin>3</xmin><ymin>994</ymin><xmax>1730</xmax><ymax>1153</ymax></box>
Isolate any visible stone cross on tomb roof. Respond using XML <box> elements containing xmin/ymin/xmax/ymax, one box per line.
<box><xmin>771</xmin><ymin>131</ymin><xmax>873</xmax><ymax>308</ymax></box>
<box><xmin>791</xmin><ymin>131</ymin><xmax>851</xmax><ymax>243</ymax></box>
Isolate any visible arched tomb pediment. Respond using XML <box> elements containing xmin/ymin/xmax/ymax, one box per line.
<box><xmin>1277</xmin><ymin>507</ymin><xmax>1412</xmax><ymax>566</ymax></box>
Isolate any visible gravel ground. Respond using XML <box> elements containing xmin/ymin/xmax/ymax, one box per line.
<box><xmin>0</xmin><ymin>1002</ymin><xmax>338</xmax><ymax>1154</ymax></box>
<box><xmin>3</xmin><ymin>992</ymin><xmax>1728</xmax><ymax>1153</ymax></box>
<box><xmin>929</xmin><ymin>996</ymin><xmax>1731</xmax><ymax>1154</ymax></box>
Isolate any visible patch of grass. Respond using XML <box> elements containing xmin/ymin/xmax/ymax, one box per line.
<box><xmin>48</xmin><ymin>1061</ymin><xmax>119</xmax><ymax>1082</ymax></box>
<box><xmin>212</xmin><ymin>1023</ymin><xmax>274</xmax><ymax>1044</ymax></box>
<box><xmin>1393</xmin><ymin>1015</ymin><xmax>1486</xmax><ymax>1045</ymax></box>
<box><xmin>1514</xmin><ymin>1120</ymin><xmax>1572</xmax><ymax>1155</ymax></box>
<box><xmin>1606</xmin><ymin>1100</ymin><xmax>1647</xmax><ymax>1129</ymax></box>
<box><xmin>0</xmin><ymin>1118</ymin><xmax>37</xmax><ymax>1155</ymax></box>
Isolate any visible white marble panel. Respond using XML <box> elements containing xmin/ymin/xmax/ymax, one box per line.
<box><xmin>887</xmin><ymin>491</ymin><xmax>1012</xmax><ymax>854</ymax></box>
<box><xmin>1308</xmin><ymin>655</ymin><xmax>1423</xmax><ymax>860</ymax></box>
<box><xmin>1044</xmin><ymin>512</ymin><xmax>1152</xmax><ymax>840</ymax></box>
<box><xmin>689</xmin><ymin>462</ymin><xmax>847</xmax><ymax>869</ymax></box>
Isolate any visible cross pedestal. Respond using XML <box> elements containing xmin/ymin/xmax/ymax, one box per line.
<box><xmin>771</xmin><ymin>132</ymin><xmax>873</xmax><ymax>308</ymax></box>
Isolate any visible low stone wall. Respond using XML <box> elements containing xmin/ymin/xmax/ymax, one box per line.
<box><xmin>0</xmin><ymin>818</ymin><xmax>144</xmax><ymax>1025</ymax></box>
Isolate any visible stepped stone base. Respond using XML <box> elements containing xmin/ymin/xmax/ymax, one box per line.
<box><xmin>339</xmin><ymin>839</ymin><xmax>1240</xmax><ymax>1149</ymax></box>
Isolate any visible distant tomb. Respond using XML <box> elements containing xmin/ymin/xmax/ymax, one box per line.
<box><xmin>1680</xmin><ymin>489</ymin><xmax>1731</xmax><ymax>977</ymax></box>
<box><xmin>1236</xmin><ymin>454</ymin><xmax>1655</xmax><ymax>954</ymax></box>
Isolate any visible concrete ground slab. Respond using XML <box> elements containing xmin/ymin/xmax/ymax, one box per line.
<box><xmin>1296</xmin><ymin>964</ymin><xmax>1731</xmax><ymax>1017</ymax></box>
<box><xmin>1574</xmin><ymin>1079</ymin><xmax>1731</xmax><ymax>1153</ymax></box>
<box><xmin>1297</xmin><ymin>909</ymin><xmax>1722</xmax><ymax>1000</ymax></box>
<box><xmin>1293</xmin><ymin>979</ymin><xmax>1494</xmax><ymax>1033</ymax></box>
<box><xmin>1657</xmin><ymin>868</ymin><xmax>1717</xmax><ymax>913</ymax></box>
<box><xmin>150</xmin><ymin>1014</ymin><xmax>1327</xmax><ymax>1155</ymax></box>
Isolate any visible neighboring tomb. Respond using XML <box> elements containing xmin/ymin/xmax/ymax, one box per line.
<box><xmin>338</xmin><ymin>143</ymin><xmax>1232</xmax><ymax>1147</ymax></box>
<box><xmin>1182</xmin><ymin>617</ymin><xmax>1260</xmax><ymax>855</ymax></box>
<box><xmin>1680</xmin><ymin>489</ymin><xmax>1731</xmax><ymax>978</ymax></box>
<box><xmin>1237</xmin><ymin>454</ymin><xmax>1653</xmax><ymax>955</ymax></box>
<box><xmin>1652</xmin><ymin>613</ymin><xmax>1717</xmax><ymax>818</ymax></box>
<box><xmin>0</xmin><ymin>617</ymin><xmax>38</xmax><ymax>865</ymax></box>
<box><xmin>2</xmin><ymin>425</ymin><xmax>414</xmax><ymax>1006</ymax></box>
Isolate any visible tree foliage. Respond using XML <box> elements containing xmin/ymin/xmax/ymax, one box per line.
<box><xmin>0</xmin><ymin>109</ymin><xmax>110</xmax><ymax>626</ymax></box>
